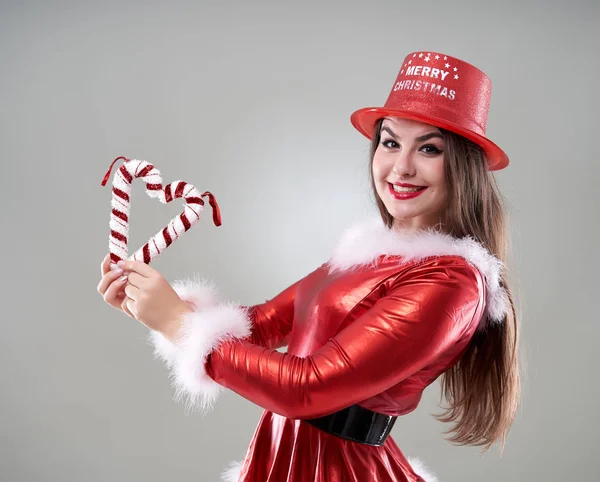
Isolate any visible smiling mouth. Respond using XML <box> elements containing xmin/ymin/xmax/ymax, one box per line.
<box><xmin>389</xmin><ymin>183</ymin><xmax>427</xmax><ymax>193</ymax></box>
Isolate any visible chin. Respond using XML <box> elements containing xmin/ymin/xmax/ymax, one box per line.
<box><xmin>387</xmin><ymin>206</ymin><xmax>444</xmax><ymax>229</ymax></box>
<box><xmin>387</xmin><ymin>207</ymin><xmax>426</xmax><ymax>220</ymax></box>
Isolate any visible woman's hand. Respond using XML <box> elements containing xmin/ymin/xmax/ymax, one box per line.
<box><xmin>118</xmin><ymin>259</ymin><xmax>191</xmax><ymax>342</ymax></box>
<box><xmin>97</xmin><ymin>254</ymin><xmax>135</xmax><ymax>318</ymax></box>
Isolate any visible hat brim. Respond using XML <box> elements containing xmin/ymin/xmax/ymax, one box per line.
<box><xmin>350</xmin><ymin>107</ymin><xmax>509</xmax><ymax>171</ymax></box>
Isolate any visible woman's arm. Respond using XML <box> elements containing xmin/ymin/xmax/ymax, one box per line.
<box><xmin>160</xmin><ymin>257</ymin><xmax>484</xmax><ymax>416</ymax></box>
<box><xmin>148</xmin><ymin>266</ymin><xmax>321</xmax><ymax>410</ymax></box>
<box><xmin>243</xmin><ymin>276</ymin><xmax>303</xmax><ymax>349</ymax></box>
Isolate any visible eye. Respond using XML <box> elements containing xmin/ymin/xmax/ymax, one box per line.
<box><xmin>420</xmin><ymin>144</ymin><xmax>443</xmax><ymax>155</ymax></box>
<box><xmin>380</xmin><ymin>138</ymin><xmax>399</xmax><ymax>149</ymax></box>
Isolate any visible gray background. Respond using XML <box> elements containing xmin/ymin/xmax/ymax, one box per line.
<box><xmin>1</xmin><ymin>0</ymin><xmax>598</xmax><ymax>480</ymax></box>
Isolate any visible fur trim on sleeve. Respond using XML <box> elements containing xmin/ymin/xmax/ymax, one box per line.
<box><xmin>147</xmin><ymin>276</ymin><xmax>252</xmax><ymax>413</ymax></box>
<box><xmin>147</xmin><ymin>274</ymin><xmax>221</xmax><ymax>367</ymax></box>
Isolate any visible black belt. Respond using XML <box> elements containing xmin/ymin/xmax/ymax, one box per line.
<box><xmin>302</xmin><ymin>404</ymin><xmax>397</xmax><ymax>446</ymax></box>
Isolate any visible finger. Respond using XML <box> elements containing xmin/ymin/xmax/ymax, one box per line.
<box><xmin>100</xmin><ymin>253</ymin><xmax>110</xmax><ymax>277</ymax></box>
<box><xmin>97</xmin><ymin>268</ymin><xmax>126</xmax><ymax>295</ymax></box>
<box><xmin>125</xmin><ymin>271</ymin><xmax>143</xmax><ymax>288</ymax></box>
<box><xmin>122</xmin><ymin>260</ymin><xmax>155</xmax><ymax>278</ymax></box>
<box><xmin>121</xmin><ymin>296</ymin><xmax>135</xmax><ymax>318</ymax></box>
<box><xmin>103</xmin><ymin>275</ymin><xmax>128</xmax><ymax>305</ymax></box>
<box><xmin>125</xmin><ymin>297</ymin><xmax>136</xmax><ymax>317</ymax></box>
<box><xmin>124</xmin><ymin>282</ymin><xmax>140</xmax><ymax>301</ymax></box>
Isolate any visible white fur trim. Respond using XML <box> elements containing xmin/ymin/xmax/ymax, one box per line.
<box><xmin>171</xmin><ymin>274</ymin><xmax>222</xmax><ymax>310</ymax></box>
<box><xmin>147</xmin><ymin>275</ymin><xmax>222</xmax><ymax>367</ymax></box>
<box><xmin>328</xmin><ymin>218</ymin><xmax>509</xmax><ymax>324</ymax></box>
<box><xmin>148</xmin><ymin>330</ymin><xmax>178</xmax><ymax>368</ymax></box>
<box><xmin>148</xmin><ymin>278</ymin><xmax>252</xmax><ymax>413</ymax></box>
<box><xmin>407</xmin><ymin>457</ymin><xmax>438</xmax><ymax>482</ymax></box>
<box><xmin>172</xmin><ymin>302</ymin><xmax>252</xmax><ymax>412</ymax></box>
<box><xmin>220</xmin><ymin>460</ymin><xmax>242</xmax><ymax>481</ymax></box>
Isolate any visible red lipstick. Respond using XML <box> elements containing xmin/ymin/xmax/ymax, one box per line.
<box><xmin>388</xmin><ymin>182</ymin><xmax>428</xmax><ymax>200</ymax></box>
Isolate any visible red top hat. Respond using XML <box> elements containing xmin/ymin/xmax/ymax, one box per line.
<box><xmin>350</xmin><ymin>51</ymin><xmax>508</xmax><ymax>170</ymax></box>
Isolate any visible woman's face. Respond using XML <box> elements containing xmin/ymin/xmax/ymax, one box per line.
<box><xmin>372</xmin><ymin>117</ymin><xmax>448</xmax><ymax>232</ymax></box>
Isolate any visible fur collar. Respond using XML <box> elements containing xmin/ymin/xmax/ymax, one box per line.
<box><xmin>327</xmin><ymin>218</ymin><xmax>509</xmax><ymax>324</ymax></box>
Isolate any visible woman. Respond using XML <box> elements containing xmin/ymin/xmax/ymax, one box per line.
<box><xmin>97</xmin><ymin>51</ymin><xmax>520</xmax><ymax>481</ymax></box>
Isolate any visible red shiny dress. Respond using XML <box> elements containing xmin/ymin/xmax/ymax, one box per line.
<box><xmin>209</xmin><ymin>258</ymin><xmax>486</xmax><ymax>481</ymax></box>
<box><xmin>153</xmin><ymin>221</ymin><xmax>506</xmax><ymax>482</ymax></box>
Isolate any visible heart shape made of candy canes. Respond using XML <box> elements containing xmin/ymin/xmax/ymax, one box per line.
<box><xmin>101</xmin><ymin>156</ymin><xmax>221</xmax><ymax>270</ymax></box>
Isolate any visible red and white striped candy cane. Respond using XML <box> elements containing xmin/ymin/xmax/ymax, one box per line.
<box><xmin>101</xmin><ymin>156</ymin><xmax>221</xmax><ymax>270</ymax></box>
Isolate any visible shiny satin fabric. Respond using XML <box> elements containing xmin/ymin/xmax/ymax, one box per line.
<box><xmin>237</xmin><ymin>411</ymin><xmax>418</xmax><ymax>482</ymax></box>
<box><xmin>206</xmin><ymin>255</ymin><xmax>485</xmax><ymax>481</ymax></box>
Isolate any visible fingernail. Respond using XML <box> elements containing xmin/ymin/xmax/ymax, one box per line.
<box><xmin>117</xmin><ymin>260</ymin><xmax>125</xmax><ymax>268</ymax></box>
<box><xmin>114</xmin><ymin>267</ymin><xmax>123</xmax><ymax>275</ymax></box>
<box><xmin>119</xmin><ymin>274</ymin><xmax>128</xmax><ymax>281</ymax></box>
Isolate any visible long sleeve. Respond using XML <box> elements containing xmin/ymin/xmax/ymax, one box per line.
<box><xmin>244</xmin><ymin>275</ymin><xmax>304</xmax><ymax>349</ymax></box>
<box><xmin>147</xmin><ymin>266</ymin><xmax>320</xmax><ymax>411</ymax></box>
<box><xmin>204</xmin><ymin>258</ymin><xmax>484</xmax><ymax>419</ymax></box>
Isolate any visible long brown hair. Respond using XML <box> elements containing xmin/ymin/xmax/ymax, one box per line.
<box><xmin>368</xmin><ymin>118</ymin><xmax>520</xmax><ymax>450</ymax></box>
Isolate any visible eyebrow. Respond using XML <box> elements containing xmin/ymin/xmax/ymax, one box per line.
<box><xmin>381</xmin><ymin>126</ymin><xmax>444</xmax><ymax>143</ymax></box>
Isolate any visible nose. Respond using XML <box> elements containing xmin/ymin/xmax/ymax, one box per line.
<box><xmin>392</xmin><ymin>151</ymin><xmax>417</xmax><ymax>178</ymax></box>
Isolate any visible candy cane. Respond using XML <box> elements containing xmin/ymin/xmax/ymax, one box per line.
<box><xmin>101</xmin><ymin>156</ymin><xmax>221</xmax><ymax>270</ymax></box>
